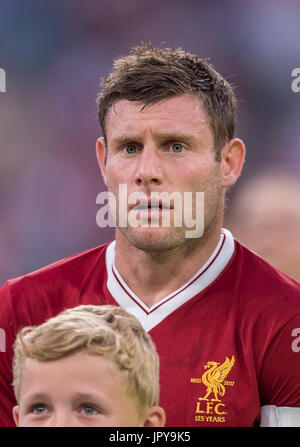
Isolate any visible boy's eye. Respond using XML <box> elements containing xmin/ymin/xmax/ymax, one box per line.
<box><xmin>31</xmin><ymin>404</ymin><xmax>48</xmax><ymax>414</ymax></box>
<box><xmin>170</xmin><ymin>143</ymin><xmax>184</xmax><ymax>153</ymax></box>
<box><xmin>80</xmin><ymin>405</ymin><xmax>100</xmax><ymax>416</ymax></box>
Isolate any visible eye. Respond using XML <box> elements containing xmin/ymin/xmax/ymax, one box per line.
<box><xmin>31</xmin><ymin>404</ymin><xmax>48</xmax><ymax>415</ymax></box>
<box><xmin>124</xmin><ymin>145</ymin><xmax>138</xmax><ymax>155</ymax></box>
<box><xmin>170</xmin><ymin>143</ymin><xmax>184</xmax><ymax>153</ymax></box>
<box><xmin>79</xmin><ymin>404</ymin><xmax>100</xmax><ymax>416</ymax></box>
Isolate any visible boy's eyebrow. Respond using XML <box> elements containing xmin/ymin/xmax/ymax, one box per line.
<box><xmin>24</xmin><ymin>392</ymin><xmax>50</xmax><ymax>402</ymax></box>
<box><xmin>24</xmin><ymin>392</ymin><xmax>106</xmax><ymax>405</ymax></box>
<box><xmin>71</xmin><ymin>392</ymin><xmax>108</xmax><ymax>410</ymax></box>
<box><xmin>73</xmin><ymin>392</ymin><xmax>98</xmax><ymax>400</ymax></box>
<box><xmin>72</xmin><ymin>392</ymin><xmax>106</xmax><ymax>403</ymax></box>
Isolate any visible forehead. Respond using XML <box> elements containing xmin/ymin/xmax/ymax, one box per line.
<box><xmin>19</xmin><ymin>352</ymin><xmax>126</xmax><ymax>398</ymax></box>
<box><xmin>23</xmin><ymin>351</ymin><xmax>114</xmax><ymax>372</ymax></box>
<box><xmin>105</xmin><ymin>94</ymin><xmax>212</xmax><ymax>141</ymax></box>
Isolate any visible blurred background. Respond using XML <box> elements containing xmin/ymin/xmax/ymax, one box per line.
<box><xmin>0</xmin><ymin>0</ymin><xmax>300</xmax><ymax>285</ymax></box>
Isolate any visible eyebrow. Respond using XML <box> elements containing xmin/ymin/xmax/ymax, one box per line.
<box><xmin>22</xmin><ymin>392</ymin><xmax>51</xmax><ymax>408</ymax></box>
<box><xmin>71</xmin><ymin>393</ymin><xmax>108</xmax><ymax>412</ymax></box>
<box><xmin>112</xmin><ymin>133</ymin><xmax>196</xmax><ymax>145</ymax></box>
<box><xmin>25</xmin><ymin>393</ymin><xmax>49</xmax><ymax>402</ymax></box>
<box><xmin>112</xmin><ymin>135</ymin><xmax>142</xmax><ymax>145</ymax></box>
<box><xmin>72</xmin><ymin>393</ymin><xmax>99</xmax><ymax>401</ymax></box>
<box><xmin>24</xmin><ymin>392</ymin><xmax>105</xmax><ymax>408</ymax></box>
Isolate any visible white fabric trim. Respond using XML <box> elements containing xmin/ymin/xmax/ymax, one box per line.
<box><xmin>105</xmin><ymin>228</ymin><xmax>235</xmax><ymax>332</ymax></box>
<box><xmin>260</xmin><ymin>405</ymin><xmax>300</xmax><ymax>427</ymax></box>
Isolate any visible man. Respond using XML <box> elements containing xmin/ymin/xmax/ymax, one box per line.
<box><xmin>1</xmin><ymin>43</ymin><xmax>300</xmax><ymax>427</ymax></box>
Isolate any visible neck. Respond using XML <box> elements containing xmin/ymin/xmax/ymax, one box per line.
<box><xmin>114</xmin><ymin>225</ymin><xmax>222</xmax><ymax>308</ymax></box>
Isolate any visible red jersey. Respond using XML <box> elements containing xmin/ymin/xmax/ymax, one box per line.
<box><xmin>1</xmin><ymin>229</ymin><xmax>300</xmax><ymax>427</ymax></box>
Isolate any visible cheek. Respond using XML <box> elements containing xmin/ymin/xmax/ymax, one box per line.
<box><xmin>105</xmin><ymin>167</ymin><xmax>122</xmax><ymax>192</ymax></box>
<box><xmin>105</xmin><ymin>158</ymin><xmax>133</xmax><ymax>187</ymax></box>
<box><xmin>183</xmin><ymin>164</ymin><xmax>220</xmax><ymax>192</ymax></box>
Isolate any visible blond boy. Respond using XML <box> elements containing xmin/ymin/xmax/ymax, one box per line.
<box><xmin>12</xmin><ymin>304</ymin><xmax>166</xmax><ymax>427</ymax></box>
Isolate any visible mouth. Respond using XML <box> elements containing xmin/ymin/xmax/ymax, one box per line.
<box><xmin>132</xmin><ymin>198</ymin><xmax>173</xmax><ymax>212</ymax></box>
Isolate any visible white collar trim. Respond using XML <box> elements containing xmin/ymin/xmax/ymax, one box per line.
<box><xmin>106</xmin><ymin>229</ymin><xmax>235</xmax><ymax>331</ymax></box>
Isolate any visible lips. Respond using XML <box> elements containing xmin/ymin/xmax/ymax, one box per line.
<box><xmin>131</xmin><ymin>198</ymin><xmax>174</xmax><ymax>211</ymax></box>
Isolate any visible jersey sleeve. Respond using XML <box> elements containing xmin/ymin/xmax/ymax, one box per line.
<box><xmin>260</xmin><ymin>405</ymin><xmax>300</xmax><ymax>426</ymax></box>
<box><xmin>0</xmin><ymin>282</ymin><xmax>18</xmax><ymax>427</ymax></box>
<box><xmin>259</xmin><ymin>312</ymin><xmax>300</xmax><ymax>409</ymax></box>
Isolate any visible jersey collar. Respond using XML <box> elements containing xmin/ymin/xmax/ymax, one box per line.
<box><xmin>106</xmin><ymin>228</ymin><xmax>235</xmax><ymax>332</ymax></box>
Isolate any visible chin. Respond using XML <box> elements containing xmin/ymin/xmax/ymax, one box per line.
<box><xmin>119</xmin><ymin>226</ymin><xmax>188</xmax><ymax>252</ymax></box>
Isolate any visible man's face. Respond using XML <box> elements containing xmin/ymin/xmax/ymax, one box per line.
<box><xmin>13</xmin><ymin>351</ymin><xmax>144</xmax><ymax>427</ymax></box>
<box><xmin>100</xmin><ymin>94</ymin><xmax>224</xmax><ymax>251</ymax></box>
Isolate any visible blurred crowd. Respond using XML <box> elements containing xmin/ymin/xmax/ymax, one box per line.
<box><xmin>0</xmin><ymin>0</ymin><xmax>299</xmax><ymax>284</ymax></box>
<box><xmin>225</xmin><ymin>168</ymin><xmax>300</xmax><ymax>282</ymax></box>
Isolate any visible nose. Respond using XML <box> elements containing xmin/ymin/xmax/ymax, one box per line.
<box><xmin>50</xmin><ymin>411</ymin><xmax>76</xmax><ymax>427</ymax></box>
<box><xmin>134</xmin><ymin>143</ymin><xmax>163</xmax><ymax>187</ymax></box>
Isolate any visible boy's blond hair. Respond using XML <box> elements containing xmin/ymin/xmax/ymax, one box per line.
<box><xmin>12</xmin><ymin>305</ymin><xmax>160</xmax><ymax>415</ymax></box>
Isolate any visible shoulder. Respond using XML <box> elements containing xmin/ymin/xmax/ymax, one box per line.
<box><xmin>231</xmin><ymin>237</ymin><xmax>300</xmax><ymax>318</ymax></box>
<box><xmin>0</xmin><ymin>242</ymin><xmax>112</xmax><ymax>329</ymax></box>
<box><xmin>5</xmin><ymin>242</ymin><xmax>110</xmax><ymax>288</ymax></box>
<box><xmin>233</xmin><ymin>237</ymin><xmax>300</xmax><ymax>292</ymax></box>
<box><xmin>228</xmin><ymin>238</ymin><xmax>300</xmax><ymax>393</ymax></box>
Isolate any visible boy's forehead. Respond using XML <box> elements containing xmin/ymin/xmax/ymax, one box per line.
<box><xmin>23</xmin><ymin>350</ymin><xmax>116</xmax><ymax>370</ymax></box>
<box><xmin>20</xmin><ymin>351</ymin><xmax>124</xmax><ymax>394</ymax></box>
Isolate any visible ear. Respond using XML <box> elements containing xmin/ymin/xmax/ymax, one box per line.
<box><xmin>142</xmin><ymin>406</ymin><xmax>166</xmax><ymax>427</ymax></box>
<box><xmin>96</xmin><ymin>137</ymin><xmax>108</xmax><ymax>185</ymax></box>
<box><xmin>12</xmin><ymin>405</ymin><xmax>20</xmax><ymax>426</ymax></box>
<box><xmin>220</xmin><ymin>138</ymin><xmax>246</xmax><ymax>188</ymax></box>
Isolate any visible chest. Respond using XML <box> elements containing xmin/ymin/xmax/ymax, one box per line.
<box><xmin>150</xmin><ymin>304</ymin><xmax>261</xmax><ymax>427</ymax></box>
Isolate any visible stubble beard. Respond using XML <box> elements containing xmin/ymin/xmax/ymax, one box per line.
<box><xmin>117</xmin><ymin>182</ymin><xmax>223</xmax><ymax>255</ymax></box>
<box><xmin>118</xmin><ymin>224</ymin><xmax>189</xmax><ymax>253</ymax></box>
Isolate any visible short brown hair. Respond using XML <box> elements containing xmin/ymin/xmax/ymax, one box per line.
<box><xmin>12</xmin><ymin>305</ymin><xmax>160</xmax><ymax>416</ymax></box>
<box><xmin>97</xmin><ymin>43</ymin><xmax>237</xmax><ymax>160</ymax></box>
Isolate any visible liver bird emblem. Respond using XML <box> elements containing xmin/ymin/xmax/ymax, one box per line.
<box><xmin>199</xmin><ymin>355</ymin><xmax>235</xmax><ymax>402</ymax></box>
